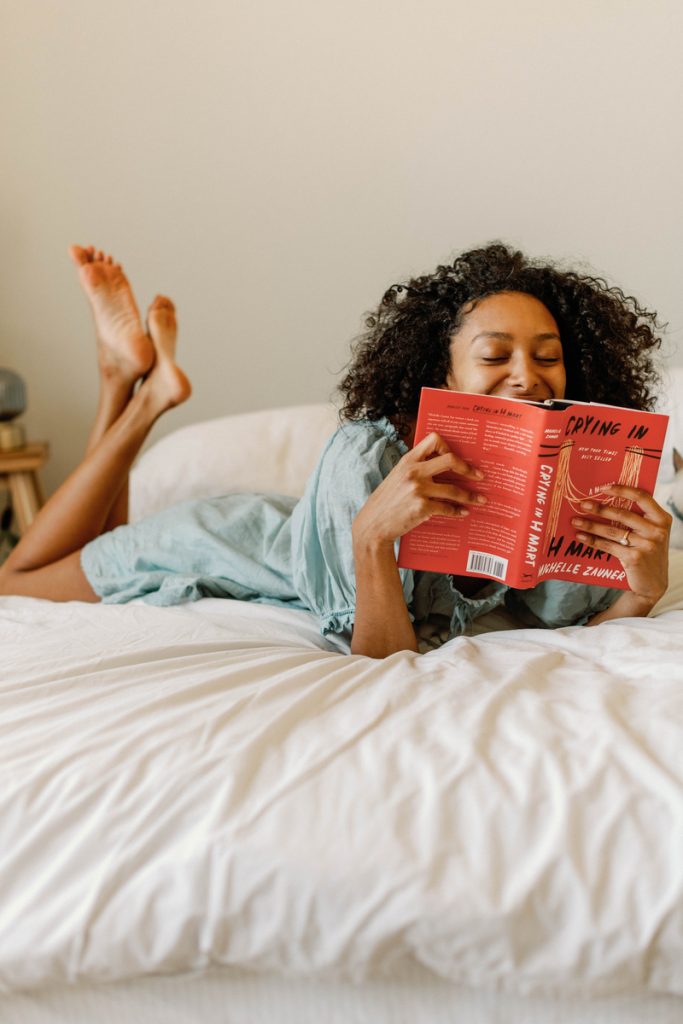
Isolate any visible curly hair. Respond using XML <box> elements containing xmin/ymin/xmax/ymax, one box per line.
<box><xmin>338</xmin><ymin>242</ymin><xmax>665</xmax><ymax>439</ymax></box>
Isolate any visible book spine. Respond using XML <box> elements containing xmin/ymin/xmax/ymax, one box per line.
<box><xmin>515</xmin><ymin>412</ymin><xmax>554</xmax><ymax>587</ymax></box>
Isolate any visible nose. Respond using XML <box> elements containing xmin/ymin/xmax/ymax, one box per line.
<box><xmin>507</xmin><ymin>353</ymin><xmax>541</xmax><ymax>392</ymax></box>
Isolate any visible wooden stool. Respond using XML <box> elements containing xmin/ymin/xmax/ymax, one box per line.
<box><xmin>0</xmin><ymin>443</ymin><xmax>49</xmax><ymax>535</ymax></box>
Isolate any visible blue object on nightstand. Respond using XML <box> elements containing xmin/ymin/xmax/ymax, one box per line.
<box><xmin>0</xmin><ymin>369</ymin><xmax>27</xmax><ymax>450</ymax></box>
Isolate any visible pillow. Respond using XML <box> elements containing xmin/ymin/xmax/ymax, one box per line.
<box><xmin>654</xmin><ymin>364</ymin><xmax>683</xmax><ymax>548</ymax></box>
<box><xmin>655</xmin><ymin>364</ymin><xmax>683</xmax><ymax>484</ymax></box>
<box><xmin>652</xmin><ymin>549</ymin><xmax>683</xmax><ymax>615</ymax></box>
<box><xmin>130</xmin><ymin>404</ymin><xmax>340</xmax><ymax>522</ymax></box>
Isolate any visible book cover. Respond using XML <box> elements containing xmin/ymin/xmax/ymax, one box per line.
<box><xmin>397</xmin><ymin>388</ymin><xmax>669</xmax><ymax>590</ymax></box>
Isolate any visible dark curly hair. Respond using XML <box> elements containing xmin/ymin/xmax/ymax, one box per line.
<box><xmin>338</xmin><ymin>242</ymin><xmax>665</xmax><ymax>439</ymax></box>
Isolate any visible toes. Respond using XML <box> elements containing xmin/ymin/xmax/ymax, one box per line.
<box><xmin>147</xmin><ymin>296</ymin><xmax>177</xmax><ymax>350</ymax></box>
<box><xmin>68</xmin><ymin>244</ymin><xmax>91</xmax><ymax>267</ymax></box>
<box><xmin>149</xmin><ymin>295</ymin><xmax>176</xmax><ymax>313</ymax></box>
<box><xmin>70</xmin><ymin>245</ymin><xmax>122</xmax><ymax>271</ymax></box>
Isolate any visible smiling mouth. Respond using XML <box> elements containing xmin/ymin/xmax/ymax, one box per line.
<box><xmin>496</xmin><ymin>391</ymin><xmax>550</xmax><ymax>400</ymax></box>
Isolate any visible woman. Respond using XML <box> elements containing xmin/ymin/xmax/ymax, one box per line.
<box><xmin>0</xmin><ymin>242</ymin><xmax>672</xmax><ymax>658</ymax></box>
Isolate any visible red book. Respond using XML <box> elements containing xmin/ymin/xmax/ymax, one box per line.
<box><xmin>397</xmin><ymin>388</ymin><xmax>669</xmax><ymax>590</ymax></box>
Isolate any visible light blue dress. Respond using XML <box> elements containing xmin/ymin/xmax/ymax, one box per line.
<box><xmin>80</xmin><ymin>418</ymin><xmax>620</xmax><ymax>643</ymax></box>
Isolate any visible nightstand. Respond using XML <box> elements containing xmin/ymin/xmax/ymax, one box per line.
<box><xmin>0</xmin><ymin>443</ymin><xmax>49</xmax><ymax>535</ymax></box>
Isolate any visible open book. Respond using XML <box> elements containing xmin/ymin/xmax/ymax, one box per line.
<box><xmin>397</xmin><ymin>388</ymin><xmax>669</xmax><ymax>590</ymax></box>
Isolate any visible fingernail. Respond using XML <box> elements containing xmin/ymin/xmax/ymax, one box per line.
<box><xmin>473</xmin><ymin>470</ymin><xmax>485</xmax><ymax>480</ymax></box>
<box><xmin>580</xmin><ymin>501</ymin><xmax>594</xmax><ymax>511</ymax></box>
<box><xmin>476</xmin><ymin>494</ymin><xmax>487</xmax><ymax>504</ymax></box>
<box><xmin>458</xmin><ymin>509</ymin><xmax>470</xmax><ymax>516</ymax></box>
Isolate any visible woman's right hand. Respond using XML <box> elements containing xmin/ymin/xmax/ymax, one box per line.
<box><xmin>352</xmin><ymin>431</ymin><xmax>486</xmax><ymax>549</ymax></box>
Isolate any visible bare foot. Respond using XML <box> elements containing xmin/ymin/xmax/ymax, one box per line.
<box><xmin>69</xmin><ymin>244</ymin><xmax>155</xmax><ymax>382</ymax></box>
<box><xmin>143</xmin><ymin>295</ymin><xmax>192</xmax><ymax>411</ymax></box>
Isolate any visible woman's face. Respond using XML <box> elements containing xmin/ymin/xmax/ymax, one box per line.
<box><xmin>445</xmin><ymin>291</ymin><xmax>566</xmax><ymax>401</ymax></box>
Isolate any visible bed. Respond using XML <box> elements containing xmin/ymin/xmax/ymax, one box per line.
<box><xmin>2</xmin><ymin>386</ymin><xmax>683</xmax><ymax>1024</ymax></box>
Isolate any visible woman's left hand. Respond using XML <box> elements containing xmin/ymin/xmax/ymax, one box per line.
<box><xmin>571</xmin><ymin>484</ymin><xmax>673</xmax><ymax>605</ymax></box>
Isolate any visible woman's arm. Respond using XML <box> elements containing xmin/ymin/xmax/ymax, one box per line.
<box><xmin>584</xmin><ymin>590</ymin><xmax>657</xmax><ymax>626</ymax></box>
<box><xmin>350</xmin><ymin>534</ymin><xmax>418</xmax><ymax>657</ymax></box>
<box><xmin>575</xmin><ymin>484</ymin><xmax>672</xmax><ymax>627</ymax></box>
<box><xmin>349</xmin><ymin>431</ymin><xmax>485</xmax><ymax>658</ymax></box>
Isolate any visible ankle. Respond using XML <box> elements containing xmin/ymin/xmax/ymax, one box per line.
<box><xmin>99</xmin><ymin>362</ymin><xmax>139</xmax><ymax>395</ymax></box>
<box><xmin>122</xmin><ymin>378</ymin><xmax>167</xmax><ymax>430</ymax></box>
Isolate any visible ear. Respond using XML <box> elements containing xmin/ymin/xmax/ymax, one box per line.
<box><xmin>674</xmin><ymin>447</ymin><xmax>683</xmax><ymax>473</ymax></box>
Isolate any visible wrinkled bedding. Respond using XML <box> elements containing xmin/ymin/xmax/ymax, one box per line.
<box><xmin>1</xmin><ymin>556</ymin><xmax>683</xmax><ymax>997</ymax></box>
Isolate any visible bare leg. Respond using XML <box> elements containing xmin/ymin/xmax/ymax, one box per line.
<box><xmin>72</xmin><ymin>244</ymin><xmax>156</xmax><ymax>532</ymax></box>
<box><xmin>97</xmin><ymin>294</ymin><xmax>181</xmax><ymax>530</ymax></box>
<box><xmin>0</xmin><ymin>298</ymin><xmax>190</xmax><ymax>600</ymax></box>
<box><xmin>85</xmin><ymin>377</ymin><xmax>135</xmax><ymax>532</ymax></box>
<box><xmin>85</xmin><ymin>298</ymin><xmax>179</xmax><ymax>531</ymax></box>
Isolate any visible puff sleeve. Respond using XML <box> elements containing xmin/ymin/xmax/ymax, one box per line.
<box><xmin>289</xmin><ymin>418</ymin><xmax>412</xmax><ymax>638</ymax></box>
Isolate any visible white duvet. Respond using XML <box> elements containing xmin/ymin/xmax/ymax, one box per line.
<box><xmin>2</xmin><ymin>556</ymin><xmax>683</xmax><ymax>998</ymax></box>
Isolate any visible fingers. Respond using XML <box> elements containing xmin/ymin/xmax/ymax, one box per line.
<box><xmin>572</xmin><ymin>517</ymin><xmax>656</xmax><ymax>549</ymax></box>
<box><xmin>602</xmin><ymin>484</ymin><xmax>673</xmax><ymax>527</ymax></box>
<box><xmin>428</xmin><ymin>481</ymin><xmax>487</xmax><ymax>507</ymax></box>
<box><xmin>404</xmin><ymin>433</ymin><xmax>485</xmax><ymax>507</ymax></box>
<box><xmin>573</xmin><ymin>522</ymin><xmax>669</xmax><ymax>560</ymax></box>
<box><xmin>410</xmin><ymin>433</ymin><xmax>484</xmax><ymax>481</ymax></box>
<box><xmin>570</xmin><ymin>485</ymin><xmax>671</xmax><ymax>608</ymax></box>
<box><xmin>421</xmin><ymin>450</ymin><xmax>485</xmax><ymax>481</ymax></box>
<box><xmin>572</xmin><ymin>530</ymin><xmax>650</xmax><ymax>562</ymax></box>
<box><xmin>573</xmin><ymin>487</ymin><xmax>672</xmax><ymax>546</ymax></box>
<box><xmin>574</xmin><ymin>501</ymin><xmax>652</xmax><ymax>536</ymax></box>
<box><xmin>424</xmin><ymin>499</ymin><xmax>471</xmax><ymax>519</ymax></box>
<box><xmin>572</xmin><ymin>508</ymin><xmax>670</xmax><ymax>550</ymax></box>
<box><xmin>411</xmin><ymin>430</ymin><xmax>453</xmax><ymax>458</ymax></box>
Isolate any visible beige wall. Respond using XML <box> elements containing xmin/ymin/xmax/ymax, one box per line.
<box><xmin>1</xmin><ymin>0</ymin><xmax>681</xmax><ymax>496</ymax></box>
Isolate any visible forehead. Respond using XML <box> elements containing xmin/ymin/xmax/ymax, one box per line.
<box><xmin>459</xmin><ymin>292</ymin><xmax>559</xmax><ymax>336</ymax></box>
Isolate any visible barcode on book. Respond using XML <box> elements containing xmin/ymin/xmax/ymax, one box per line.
<box><xmin>466</xmin><ymin>550</ymin><xmax>508</xmax><ymax>581</ymax></box>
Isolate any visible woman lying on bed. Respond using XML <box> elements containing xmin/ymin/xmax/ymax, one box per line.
<box><xmin>0</xmin><ymin>242</ymin><xmax>672</xmax><ymax>657</ymax></box>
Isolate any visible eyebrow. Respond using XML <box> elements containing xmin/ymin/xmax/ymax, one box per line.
<box><xmin>470</xmin><ymin>331</ymin><xmax>561</xmax><ymax>344</ymax></box>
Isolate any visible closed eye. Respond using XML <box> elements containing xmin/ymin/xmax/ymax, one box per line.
<box><xmin>480</xmin><ymin>354</ymin><xmax>562</xmax><ymax>364</ymax></box>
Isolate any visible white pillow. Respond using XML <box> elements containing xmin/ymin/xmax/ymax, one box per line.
<box><xmin>652</xmin><ymin>549</ymin><xmax>683</xmax><ymax>615</ymax></box>
<box><xmin>655</xmin><ymin>364</ymin><xmax>683</xmax><ymax>484</ymax></box>
<box><xmin>130</xmin><ymin>404</ymin><xmax>340</xmax><ymax>522</ymax></box>
<box><xmin>654</xmin><ymin>364</ymin><xmax>683</xmax><ymax>548</ymax></box>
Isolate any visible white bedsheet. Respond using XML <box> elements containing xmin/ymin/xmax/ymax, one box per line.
<box><xmin>2</xmin><ymin>556</ymin><xmax>683</xmax><ymax>998</ymax></box>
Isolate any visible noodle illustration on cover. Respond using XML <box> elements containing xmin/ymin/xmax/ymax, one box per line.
<box><xmin>397</xmin><ymin>389</ymin><xmax>669</xmax><ymax>591</ymax></box>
